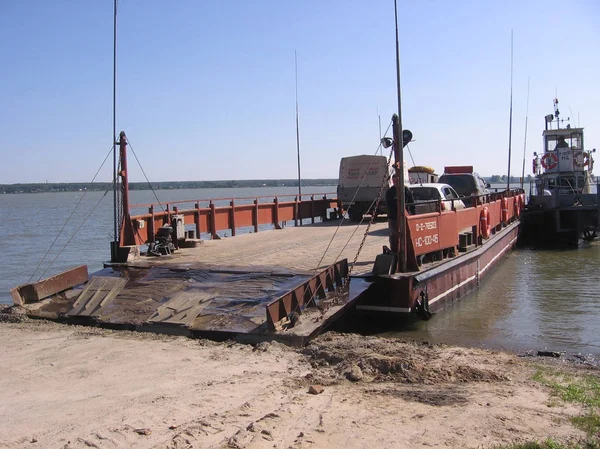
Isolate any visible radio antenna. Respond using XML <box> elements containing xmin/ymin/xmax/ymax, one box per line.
<box><xmin>520</xmin><ymin>76</ymin><xmax>530</xmax><ymax>189</ymax></box>
<box><xmin>506</xmin><ymin>29</ymin><xmax>514</xmax><ymax>192</ymax></box>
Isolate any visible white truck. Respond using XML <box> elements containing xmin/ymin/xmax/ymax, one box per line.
<box><xmin>337</xmin><ymin>155</ymin><xmax>406</xmax><ymax>222</ymax></box>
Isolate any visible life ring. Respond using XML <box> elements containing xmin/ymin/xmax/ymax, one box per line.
<box><xmin>514</xmin><ymin>195</ymin><xmax>521</xmax><ymax>218</ymax></box>
<box><xmin>540</xmin><ymin>153</ymin><xmax>558</xmax><ymax>170</ymax></box>
<box><xmin>574</xmin><ymin>153</ymin><xmax>589</xmax><ymax>168</ymax></box>
<box><xmin>501</xmin><ymin>197</ymin><xmax>508</xmax><ymax>224</ymax></box>
<box><xmin>480</xmin><ymin>207</ymin><xmax>491</xmax><ymax>239</ymax></box>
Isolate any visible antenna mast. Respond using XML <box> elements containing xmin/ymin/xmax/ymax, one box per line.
<box><xmin>295</xmin><ymin>50</ymin><xmax>302</xmax><ymax>199</ymax></box>
<box><xmin>520</xmin><ymin>76</ymin><xmax>530</xmax><ymax>189</ymax></box>
<box><xmin>393</xmin><ymin>0</ymin><xmax>406</xmax><ymax>272</ymax></box>
<box><xmin>111</xmin><ymin>0</ymin><xmax>118</xmax><ymax>261</ymax></box>
<box><xmin>506</xmin><ymin>29</ymin><xmax>514</xmax><ymax>192</ymax></box>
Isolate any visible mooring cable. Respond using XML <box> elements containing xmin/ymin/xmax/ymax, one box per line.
<box><xmin>37</xmin><ymin>188</ymin><xmax>111</xmax><ymax>281</ymax></box>
<box><xmin>29</xmin><ymin>145</ymin><xmax>114</xmax><ymax>283</ymax></box>
<box><xmin>333</xmin><ymin>145</ymin><xmax>394</xmax><ymax>275</ymax></box>
<box><xmin>313</xmin><ymin>119</ymin><xmax>393</xmax><ymax>274</ymax></box>
<box><xmin>126</xmin><ymin>139</ymin><xmax>166</xmax><ymax>213</ymax></box>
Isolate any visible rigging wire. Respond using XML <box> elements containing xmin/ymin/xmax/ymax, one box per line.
<box><xmin>126</xmin><ymin>139</ymin><xmax>166</xmax><ymax>213</ymax></box>
<box><xmin>331</xmin><ymin>146</ymin><xmax>394</xmax><ymax>271</ymax></box>
<box><xmin>38</xmin><ymin>189</ymin><xmax>111</xmax><ymax>281</ymax></box>
<box><xmin>313</xmin><ymin>119</ymin><xmax>393</xmax><ymax>273</ymax></box>
<box><xmin>30</xmin><ymin>145</ymin><xmax>115</xmax><ymax>282</ymax></box>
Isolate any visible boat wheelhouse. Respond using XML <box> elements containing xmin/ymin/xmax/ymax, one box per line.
<box><xmin>521</xmin><ymin>99</ymin><xmax>599</xmax><ymax>245</ymax></box>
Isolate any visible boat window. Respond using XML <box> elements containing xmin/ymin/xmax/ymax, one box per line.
<box><xmin>547</xmin><ymin>133</ymin><xmax>582</xmax><ymax>151</ymax></box>
<box><xmin>558</xmin><ymin>177</ymin><xmax>575</xmax><ymax>187</ymax></box>
<box><xmin>547</xmin><ymin>176</ymin><xmax>578</xmax><ymax>194</ymax></box>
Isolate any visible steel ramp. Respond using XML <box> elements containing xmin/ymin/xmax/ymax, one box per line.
<box><xmin>27</xmin><ymin>259</ymin><xmax>371</xmax><ymax>345</ymax></box>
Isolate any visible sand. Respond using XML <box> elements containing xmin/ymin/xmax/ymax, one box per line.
<box><xmin>0</xmin><ymin>313</ymin><xmax>593</xmax><ymax>449</ymax></box>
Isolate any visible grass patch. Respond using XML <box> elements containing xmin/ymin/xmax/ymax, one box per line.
<box><xmin>533</xmin><ymin>367</ymin><xmax>600</xmax><ymax>410</ymax></box>
<box><xmin>490</xmin><ymin>437</ymin><xmax>600</xmax><ymax>448</ymax></box>
<box><xmin>492</xmin><ymin>367</ymin><xmax>600</xmax><ymax>449</ymax></box>
<box><xmin>528</xmin><ymin>366</ymin><xmax>600</xmax><ymax>448</ymax></box>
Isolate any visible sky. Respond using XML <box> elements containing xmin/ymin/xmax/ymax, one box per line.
<box><xmin>1</xmin><ymin>0</ymin><xmax>599</xmax><ymax>183</ymax></box>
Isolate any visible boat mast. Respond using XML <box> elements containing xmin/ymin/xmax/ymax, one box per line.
<box><xmin>506</xmin><ymin>29</ymin><xmax>513</xmax><ymax>192</ymax></box>
<box><xmin>111</xmin><ymin>0</ymin><xmax>118</xmax><ymax>262</ymax></box>
<box><xmin>393</xmin><ymin>0</ymin><xmax>407</xmax><ymax>272</ymax></box>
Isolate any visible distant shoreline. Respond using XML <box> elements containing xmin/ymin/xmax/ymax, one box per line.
<box><xmin>0</xmin><ymin>176</ymin><xmax>530</xmax><ymax>194</ymax></box>
<box><xmin>0</xmin><ymin>179</ymin><xmax>338</xmax><ymax>194</ymax></box>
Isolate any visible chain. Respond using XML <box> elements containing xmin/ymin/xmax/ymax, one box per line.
<box><xmin>344</xmin><ymin>144</ymin><xmax>395</xmax><ymax>284</ymax></box>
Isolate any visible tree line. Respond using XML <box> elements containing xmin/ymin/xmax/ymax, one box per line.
<box><xmin>487</xmin><ymin>175</ymin><xmax>533</xmax><ymax>184</ymax></box>
<box><xmin>0</xmin><ymin>179</ymin><xmax>338</xmax><ymax>194</ymax></box>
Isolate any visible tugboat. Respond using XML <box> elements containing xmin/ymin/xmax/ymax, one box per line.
<box><xmin>520</xmin><ymin>99</ymin><xmax>599</xmax><ymax>245</ymax></box>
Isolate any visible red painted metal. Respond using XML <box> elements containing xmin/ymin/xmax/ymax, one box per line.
<box><xmin>121</xmin><ymin>194</ymin><xmax>338</xmax><ymax>247</ymax></box>
<box><xmin>118</xmin><ymin>132</ymin><xmax>136</xmax><ymax>247</ymax></box>
<box><xmin>404</xmin><ymin>191</ymin><xmax>522</xmax><ymax>258</ymax></box>
<box><xmin>11</xmin><ymin>265</ymin><xmax>89</xmax><ymax>305</ymax></box>
<box><xmin>265</xmin><ymin>259</ymin><xmax>348</xmax><ymax>331</ymax></box>
<box><xmin>444</xmin><ymin>165</ymin><xmax>474</xmax><ymax>174</ymax></box>
<box><xmin>119</xmin><ymin>132</ymin><xmax>130</xmax><ymax>221</ymax></box>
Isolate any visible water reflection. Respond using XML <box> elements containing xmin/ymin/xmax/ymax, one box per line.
<box><xmin>377</xmin><ymin>243</ymin><xmax>600</xmax><ymax>356</ymax></box>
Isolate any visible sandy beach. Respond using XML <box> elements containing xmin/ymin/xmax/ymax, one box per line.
<box><xmin>0</xmin><ymin>309</ymin><xmax>595</xmax><ymax>449</ymax></box>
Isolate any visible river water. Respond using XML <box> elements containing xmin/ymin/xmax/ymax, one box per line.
<box><xmin>2</xmin><ymin>187</ymin><xmax>599</xmax><ymax>357</ymax></box>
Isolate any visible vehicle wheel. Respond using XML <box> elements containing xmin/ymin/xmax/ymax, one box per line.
<box><xmin>348</xmin><ymin>207</ymin><xmax>363</xmax><ymax>222</ymax></box>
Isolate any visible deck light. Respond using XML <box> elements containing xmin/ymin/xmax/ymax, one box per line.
<box><xmin>381</xmin><ymin>137</ymin><xmax>393</xmax><ymax>148</ymax></box>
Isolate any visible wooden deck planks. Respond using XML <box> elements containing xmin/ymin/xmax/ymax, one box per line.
<box><xmin>67</xmin><ymin>276</ymin><xmax>127</xmax><ymax>317</ymax></box>
<box><xmin>145</xmin><ymin>220</ymin><xmax>388</xmax><ymax>275</ymax></box>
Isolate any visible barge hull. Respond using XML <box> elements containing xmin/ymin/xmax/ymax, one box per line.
<box><xmin>356</xmin><ymin>220</ymin><xmax>519</xmax><ymax>315</ymax></box>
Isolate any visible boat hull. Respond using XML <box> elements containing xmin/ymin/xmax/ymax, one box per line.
<box><xmin>519</xmin><ymin>203</ymin><xmax>599</xmax><ymax>246</ymax></box>
<box><xmin>355</xmin><ymin>220</ymin><xmax>519</xmax><ymax>316</ymax></box>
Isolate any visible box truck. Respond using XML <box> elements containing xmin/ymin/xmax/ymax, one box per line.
<box><xmin>337</xmin><ymin>155</ymin><xmax>406</xmax><ymax>222</ymax></box>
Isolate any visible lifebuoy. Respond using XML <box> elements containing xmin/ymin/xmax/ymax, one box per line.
<box><xmin>514</xmin><ymin>195</ymin><xmax>521</xmax><ymax>218</ymax></box>
<box><xmin>540</xmin><ymin>153</ymin><xmax>559</xmax><ymax>170</ymax></box>
<box><xmin>480</xmin><ymin>207</ymin><xmax>491</xmax><ymax>239</ymax></box>
<box><xmin>574</xmin><ymin>153</ymin><xmax>590</xmax><ymax>168</ymax></box>
<box><xmin>501</xmin><ymin>197</ymin><xmax>508</xmax><ymax>224</ymax></box>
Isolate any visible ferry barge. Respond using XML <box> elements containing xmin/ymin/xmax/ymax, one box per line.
<box><xmin>7</xmin><ymin>1</ymin><xmax>525</xmax><ymax>343</ymax></box>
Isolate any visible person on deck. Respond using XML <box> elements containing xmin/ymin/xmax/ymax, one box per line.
<box><xmin>386</xmin><ymin>173</ymin><xmax>415</xmax><ymax>251</ymax></box>
<box><xmin>556</xmin><ymin>136</ymin><xmax>569</xmax><ymax>149</ymax></box>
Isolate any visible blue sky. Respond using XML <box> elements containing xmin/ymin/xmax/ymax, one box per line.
<box><xmin>1</xmin><ymin>0</ymin><xmax>598</xmax><ymax>183</ymax></box>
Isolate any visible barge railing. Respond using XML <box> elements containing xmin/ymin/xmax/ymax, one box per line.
<box><xmin>120</xmin><ymin>193</ymin><xmax>340</xmax><ymax>247</ymax></box>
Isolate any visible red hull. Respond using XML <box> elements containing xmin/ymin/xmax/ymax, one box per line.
<box><xmin>356</xmin><ymin>220</ymin><xmax>519</xmax><ymax>315</ymax></box>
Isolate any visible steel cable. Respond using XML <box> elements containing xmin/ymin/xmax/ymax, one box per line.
<box><xmin>38</xmin><ymin>189</ymin><xmax>111</xmax><ymax>281</ymax></box>
<box><xmin>126</xmin><ymin>139</ymin><xmax>166</xmax><ymax>213</ymax></box>
<box><xmin>30</xmin><ymin>146</ymin><xmax>115</xmax><ymax>283</ymax></box>
<box><xmin>313</xmin><ymin>119</ymin><xmax>393</xmax><ymax>274</ymax></box>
